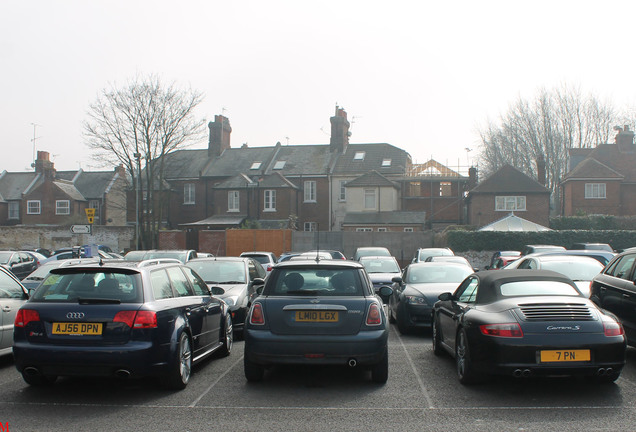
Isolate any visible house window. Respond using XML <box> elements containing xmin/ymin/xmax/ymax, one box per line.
<box><xmin>495</xmin><ymin>196</ymin><xmax>526</xmax><ymax>211</ymax></box>
<box><xmin>356</xmin><ymin>227</ymin><xmax>373</xmax><ymax>232</ymax></box>
<box><xmin>27</xmin><ymin>200</ymin><xmax>41</xmax><ymax>215</ymax></box>
<box><xmin>440</xmin><ymin>182</ymin><xmax>452</xmax><ymax>197</ymax></box>
<box><xmin>354</xmin><ymin>151</ymin><xmax>365</xmax><ymax>160</ymax></box>
<box><xmin>304</xmin><ymin>181</ymin><xmax>316</xmax><ymax>202</ymax></box>
<box><xmin>250</xmin><ymin>162</ymin><xmax>262</xmax><ymax>170</ymax></box>
<box><xmin>228</xmin><ymin>190</ymin><xmax>240</xmax><ymax>212</ymax></box>
<box><xmin>339</xmin><ymin>180</ymin><xmax>347</xmax><ymax>201</ymax></box>
<box><xmin>273</xmin><ymin>160</ymin><xmax>286</xmax><ymax>170</ymax></box>
<box><xmin>404</xmin><ymin>227</ymin><xmax>414</xmax><ymax>232</ymax></box>
<box><xmin>377</xmin><ymin>227</ymin><xmax>388</xmax><ymax>232</ymax></box>
<box><xmin>89</xmin><ymin>200</ymin><xmax>100</xmax><ymax>222</ymax></box>
<box><xmin>585</xmin><ymin>183</ymin><xmax>606</xmax><ymax>199</ymax></box>
<box><xmin>55</xmin><ymin>200</ymin><xmax>70</xmax><ymax>215</ymax></box>
<box><xmin>364</xmin><ymin>189</ymin><xmax>376</xmax><ymax>210</ymax></box>
<box><xmin>8</xmin><ymin>202</ymin><xmax>19</xmax><ymax>219</ymax></box>
<box><xmin>304</xmin><ymin>222</ymin><xmax>317</xmax><ymax>232</ymax></box>
<box><xmin>381</xmin><ymin>159</ymin><xmax>391</xmax><ymax>167</ymax></box>
<box><xmin>183</xmin><ymin>183</ymin><xmax>195</xmax><ymax>204</ymax></box>
<box><xmin>264</xmin><ymin>190</ymin><xmax>276</xmax><ymax>211</ymax></box>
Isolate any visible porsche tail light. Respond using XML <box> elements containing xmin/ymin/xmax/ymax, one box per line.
<box><xmin>603</xmin><ymin>321</ymin><xmax>624</xmax><ymax>337</ymax></box>
<box><xmin>250</xmin><ymin>303</ymin><xmax>265</xmax><ymax>325</ymax></box>
<box><xmin>114</xmin><ymin>310</ymin><xmax>157</xmax><ymax>328</ymax></box>
<box><xmin>366</xmin><ymin>303</ymin><xmax>382</xmax><ymax>326</ymax></box>
<box><xmin>480</xmin><ymin>323</ymin><xmax>523</xmax><ymax>338</ymax></box>
<box><xmin>15</xmin><ymin>309</ymin><xmax>40</xmax><ymax>327</ymax></box>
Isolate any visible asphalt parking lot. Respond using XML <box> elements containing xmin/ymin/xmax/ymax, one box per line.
<box><xmin>1</xmin><ymin>323</ymin><xmax>636</xmax><ymax>431</ymax></box>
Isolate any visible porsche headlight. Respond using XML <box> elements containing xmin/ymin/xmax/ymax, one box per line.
<box><xmin>405</xmin><ymin>295</ymin><xmax>428</xmax><ymax>305</ymax></box>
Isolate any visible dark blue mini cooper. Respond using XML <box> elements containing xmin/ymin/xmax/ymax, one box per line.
<box><xmin>243</xmin><ymin>259</ymin><xmax>392</xmax><ymax>383</ymax></box>
<box><xmin>13</xmin><ymin>259</ymin><xmax>233</xmax><ymax>389</ymax></box>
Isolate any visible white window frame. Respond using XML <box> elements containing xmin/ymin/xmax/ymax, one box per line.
<box><xmin>89</xmin><ymin>200</ymin><xmax>100</xmax><ymax>222</ymax></box>
<box><xmin>339</xmin><ymin>180</ymin><xmax>347</xmax><ymax>201</ymax></box>
<box><xmin>228</xmin><ymin>190</ymin><xmax>240</xmax><ymax>212</ymax></box>
<box><xmin>377</xmin><ymin>227</ymin><xmax>388</xmax><ymax>232</ymax></box>
<box><xmin>273</xmin><ymin>160</ymin><xmax>286</xmax><ymax>170</ymax></box>
<box><xmin>250</xmin><ymin>162</ymin><xmax>262</xmax><ymax>170</ymax></box>
<box><xmin>495</xmin><ymin>195</ymin><xmax>526</xmax><ymax>211</ymax></box>
<box><xmin>404</xmin><ymin>227</ymin><xmax>414</xmax><ymax>232</ymax></box>
<box><xmin>381</xmin><ymin>158</ymin><xmax>391</xmax><ymax>167</ymax></box>
<box><xmin>55</xmin><ymin>200</ymin><xmax>70</xmax><ymax>215</ymax></box>
<box><xmin>354</xmin><ymin>151</ymin><xmax>365</xmax><ymax>160</ymax></box>
<box><xmin>8</xmin><ymin>202</ymin><xmax>19</xmax><ymax>219</ymax></box>
<box><xmin>585</xmin><ymin>183</ymin><xmax>606</xmax><ymax>199</ymax></box>
<box><xmin>304</xmin><ymin>222</ymin><xmax>317</xmax><ymax>232</ymax></box>
<box><xmin>356</xmin><ymin>227</ymin><xmax>373</xmax><ymax>232</ymax></box>
<box><xmin>183</xmin><ymin>183</ymin><xmax>195</xmax><ymax>205</ymax></box>
<box><xmin>440</xmin><ymin>181</ymin><xmax>452</xmax><ymax>197</ymax></box>
<box><xmin>364</xmin><ymin>188</ymin><xmax>376</xmax><ymax>210</ymax></box>
<box><xmin>27</xmin><ymin>200</ymin><xmax>41</xmax><ymax>215</ymax></box>
<box><xmin>264</xmin><ymin>190</ymin><xmax>276</xmax><ymax>211</ymax></box>
<box><xmin>304</xmin><ymin>181</ymin><xmax>316</xmax><ymax>202</ymax></box>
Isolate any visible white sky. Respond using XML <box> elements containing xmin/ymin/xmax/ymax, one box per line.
<box><xmin>3</xmin><ymin>0</ymin><xmax>636</xmax><ymax>173</ymax></box>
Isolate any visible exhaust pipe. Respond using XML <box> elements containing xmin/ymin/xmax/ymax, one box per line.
<box><xmin>597</xmin><ymin>368</ymin><xmax>606</xmax><ymax>376</ymax></box>
<box><xmin>115</xmin><ymin>369</ymin><xmax>131</xmax><ymax>379</ymax></box>
<box><xmin>23</xmin><ymin>367</ymin><xmax>40</xmax><ymax>376</ymax></box>
<box><xmin>606</xmin><ymin>367</ymin><xmax>613</xmax><ymax>375</ymax></box>
<box><xmin>521</xmin><ymin>369</ymin><xmax>531</xmax><ymax>378</ymax></box>
<box><xmin>513</xmin><ymin>369</ymin><xmax>523</xmax><ymax>378</ymax></box>
<box><xmin>348</xmin><ymin>358</ymin><xmax>357</xmax><ymax>368</ymax></box>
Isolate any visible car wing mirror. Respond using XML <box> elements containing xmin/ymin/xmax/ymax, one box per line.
<box><xmin>378</xmin><ymin>285</ymin><xmax>393</xmax><ymax>300</ymax></box>
<box><xmin>252</xmin><ymin>278</ymin><xmax>265</xmax><ymax>286</ymax></box>
<box><xmin>255</xmin><ymin>285</ymin><xmax>264</xmax><ymax>296</ymax></box>
<box><xmin>391</xmin><ymin>276</ymin><xmax>402</xmax><ymax>284</ymax></box>
<box><xmin>438</xmin><ymin>292</ymin><xmax>453</xmax><ymax>301</ymax></box>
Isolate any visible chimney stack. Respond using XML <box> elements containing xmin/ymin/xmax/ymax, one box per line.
<box><xmin>616</xmin><ymin>125</ymin><xmax>635</xmax><ymax>153</ymax></box>
<box><xmin>329</xmin><ymin>106</ymin><xmax>350</xmax><ymax>153</ymax></box>
<box><xmin>34</xmin><ymin>151</ymin><xmax>56</xmax><ymax>180</ymax></box>
<box><xmin>536</xmin><ymin>155</ymin><xmax>546</xmax><ymax>186</ymax></box>
<box><xmin>208</xmin><ymin>115</ymin><xmax>232</xmax><ymax>157</ymax></box>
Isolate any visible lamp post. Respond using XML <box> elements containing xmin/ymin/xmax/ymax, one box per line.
<box><xmin>134</xmin><ymin>152</ymin><xmax>141</xmax><ymax>249</ymax></box>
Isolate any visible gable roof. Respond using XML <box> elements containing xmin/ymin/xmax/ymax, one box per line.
<box><xmin>562</xmin><ymin>157</ymin><xmax>624</xmax><ymax>181</ymax></box>
<box><xmin>52</xmin><ymin>181</ymin><xmax>86</xmax><ymax>201</ymax></box>
<box><xmin>470</xmin><ymin>165</ymin><xmax>549</xmax><ymax>194</ymax></box>
<box><xmin>0</xmin><ymin>172</ymin><xmax>40</xmax><ymax>200</ymax></box>
<box><xmin>345</xmin><ymin>170</ymin><xmax>398</xmax><ymax>188</ymax></box>
<box><xmin>569</xmin><ymin>143</ymin><xmax>636</xmax><ymax>183</ymax></box>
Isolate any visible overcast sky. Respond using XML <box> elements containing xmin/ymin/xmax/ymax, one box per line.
<box><xmin>3</xmin><ymin>0</ymin><xmax>636</xmax><ymax>173</ymax></box>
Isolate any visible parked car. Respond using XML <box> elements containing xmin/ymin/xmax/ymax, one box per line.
<box><xmin>529</xmin><ymin>249</ymin><xmax>616</xmax><ymax>266</ymax></box>
<box><xmin>591</xmin><ymin>249</ymin><xmax>636</xmax><ymax>346</ymax></box>
<box><xmin>503</xmin><ymin>254</ymin><xmax>604</xmax><ymax>297</ymax></box>
<box><xmin>425</xmin><ymin>255</ymin><xmax>475</xmax><ymax>271</ymax></box>
<box><xmin>291</xmin><ymin>251</ymin><xmax>334</xmax><ymax>260</ymax></box>
<box><xmin>0</xmin><ymin>251</ymin><xmax>38</xmax><ymax>280</ymax></box>
<box><xmin>0</xmin><ymin>265</ymin><xmax>29</xmax><ymax>357</ymax></box>
<box><xmin>306</xmin><ymin>250</ymin><xmax>346</xmax><ymax>260</ymax></box>
<box><xmin>21</xmin><ymin>258</ymin><xmax>104</xmax><ymax>293</ymax></box>
<box><xmin>13</xmin><ymin>259</ymin><xmax>233</xmax><ymax>389</ymax></box>
<box><xmin>186</xmin><ymin>257</ymin><xmax>266</xmax><ymax>333</ymax></box>
<box><xmin>243</xmin><ymin>259</ymin><xmax>392</xmax><ymax>383</ymax></box>
<box><xmin>490</xmin><ymin>255</ymin><xmax>520</xmax><ymax>269</ymax></box>
<box><xmin>432</xmin><ymin>270</ymin><xmax>626</xmax><ymax>384</ymax></box>
<box><xmin>23</xmin><ymin>251</ymin><xmax>48</xmax><ymax>268</ymax></box>
<box><xmin>278</xmin><ymin>252</ymin><xmax>303</xmax><ymax>262</ymax></box>
<box><xmin>411</xmin><ymin>247</ymin><xmax>454</xmax><ymax>263</ymax></box>
<box><xmin>570</xmin><ymin>243</ymin><xmax>614</xmax><ymax>252</ymax></box>
<box><xmin>388</xmin><ymin>262</ymin><xmax>473</xmax><ymax>334</ymax></box>
<box><xmin>487</xmin><ymin>251</ymin><xmax>521</xmax><ymax>269</ymax></box>
<box><xmin>520</xmin><ymin>244</ymin><xmax>565</xmax><ymax>256</ymax></box>
<box><xmin>352</xmin><ymin>247</ymin><xmax>391</xmax><ymax>261</ymax></box>
<box><xmin>358</xmin><ymin>255</ymin><xmax>402</xmax><ymax>297</ymax></box>
<box><xmin>123</xmin><ymin>249</ymin><xmax>199</xmax><ymax>264</ymax></box>
<box><xmin>239</xmin><ymin>252</ymin><xmax>278</xmax><ymax>275</ymax></box>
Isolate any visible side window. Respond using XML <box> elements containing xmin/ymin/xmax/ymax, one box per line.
<box><xmin>151</xmin><ymin>269</ymin><xmax>174</xmax><ymax>300</ymax></box>
<box><xmin>167</xmin><ymin>267</ymin><xmax>194</xmax><ymax>297</ymax></box>
<box><xmin>0</xmin><ymin>271</ymin><xmax>24</xmax><ymax>298</ymax></box>
<box><xmin>456</xmin><ymin>277</ymin><xmax>479</xmax><ymax>303</ymax></box>
<box><xmin>182</xmin><ymin>267</ymin><xmax>209</xmax><ymax>296</ymax></box>
<box><xmin>251</xmin><ymin>259</ymin><xmax>266</xmax><ymax>279</ymax></box>
<box><xmin>608</xmin><ymin>254</ymin><xmax>636</xmax><ymax>280</ymax></box>
<box><xmin>517</xmin><ymin>259</ymin><xmax>534</xmax><ymax>269</ymax></box>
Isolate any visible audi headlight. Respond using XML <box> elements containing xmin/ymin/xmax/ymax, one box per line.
<box><xmin>222</xmin><ymin>296</ymin><xmax>239</xmax><ymax>307</ymax></box>
<box><xmin>405</xmin><ymin>295</ymin><xmax>428</xmax><ymax>305</ymax></box>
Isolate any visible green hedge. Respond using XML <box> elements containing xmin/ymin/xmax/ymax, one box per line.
<box><xmin>445</xmin><ymin>229</ymin><xmax>636</xmax><ymax>252</ymax></box>
<box><xmin>550</xmin><ymin>215</ymin><xmax>636</xmax><ymax>230</ymax></box>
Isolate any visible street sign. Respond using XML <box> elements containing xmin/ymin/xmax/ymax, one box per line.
<box><xmin>70</xmin><ymin>224</ymin><xmax>92</xmax><ymax>234</ymax></box>
<box><xmin>85</xmin><ymin>208</ymin><xmax>96</xmax><ymax>224</ymax></box>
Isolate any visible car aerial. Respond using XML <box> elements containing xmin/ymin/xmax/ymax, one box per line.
<box><xmin>358</xmin><ymin>255</ymin><xmax>402</xmax><ymax>297</ymax></box>
<box><xmin>243</xmin><ymin>259</ymin><xmax>393</xmax><ymax>383</ymax></box>
<box><xmin>0</xmin><ymin>251</ymin><xmax>38</xmax><ymax>280</ymax></box>
<box><xmin>239</xmin><ymin>251</ymin><xmax>278</xmax><ymax>274</ymax></box>
<box><xmin>503</xmin><ymin>254</ymin><xmax>604</xmax><ymax>297</ymax></box>
<box><xmin>13</xmin><ymin>259</ymin><xmax>233</xmax><ymax>389</ymax></box>
<box><xmin>411</xmin><ymin>247</ymin><xmax>454</xmax><ymax>263</ymax></box>
<box><xmin>0</xmin><ymin>265</ymin><xmax>29</xmax><ymax>357</ymax></box>
<box><xmin>123</xmin><ymin>249</ymin><xmax>199</xmax><ymax>264</ymax></box>
<box><xmin>432</xmin><ymin>269</ymin><xmax>626</xmax><ymax>384</ymax></box>
<box><xmin>591</xmin><ymin>249</ymin><xmax>636</xmax><ymax>346</ymax></box>
<box><xmin>520</xmin><ymin>244</ymin><xmax>566</xmax><ymax>256</ymax></box>
<box><xmin>352</xmin><ymin>247</ymin><xmax>391</xmax><ymax>261</ymax></box>
<box><xmin>186</xmin><ymin>256</ymin><xmax>266</xmax><ymax>333</ymax></box>
<box><xmin>388</xmin><ymin>262</ymin><xmax>473</xmax><ymax>334</ymax></box>
<box><xmin>570</xmin><ymin>243</ymin><xmax>614</xmax><ymax>252</ymax></box>
<box><xmin>487</xmin><ymin>251</ymin><xmax>521</xmax><ymax>269</ymax></box>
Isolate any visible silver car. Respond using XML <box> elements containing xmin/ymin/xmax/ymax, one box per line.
<box><xmin>0</xmin><ymin>265</ymin><xmax>29</xmax><ymax>356</ymax></box>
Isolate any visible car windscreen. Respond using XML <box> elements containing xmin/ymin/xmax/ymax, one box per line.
<box><xmin>541</xmin><ymin>261</ymin><xmax>603</xmax><ymax>281</ymax></box>
<box><xmin>0</xmin><ymin>252</ymin><xmax>13</xmax><ymax>264</ymax></box>
<box><xmin>143</xmin><ymin>251</ymin><xmax>186</xmax><ymax>263</ymax></box>
<box><xmin>361</xmin><ymin>259</ymin><xmax>400</xmax><ymax>273</ymax></box>
<box><xmin>187</xmin><ymin>261</ymin><xmax>246</xmax><ymax>284</ymax></box>
<box><xmin>407</xmin><ymin>265</ymin><xmax>471</xmax><ymax>284</ymax></box>
<box><xmin>500</xmin><ymin>280</ymin><xmax>580</xmax><ymax>297</ymax></box>
<box><xmin>31</xmin><ymin>271</ymin><xmax>142</xmax><ymax>303</ymax></box>
<box><xmin>266</xmin><ymin>267</ymin><xmax>363</xmax><ymax>296</ymax></box>
<box><xmin>245</xmin><ymin>255</ymin><xmax>270</xmax><ymax>265</ymax></box>
<box><xmin>418</xmin><ymin>249</ymin><xmax>452</xmax><ymax>261</ymax></box>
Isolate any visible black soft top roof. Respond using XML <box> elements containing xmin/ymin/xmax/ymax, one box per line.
<box><xmin>475</xmin><ymin>269</ymin><xmax>577</xmax><ymax>304</ymax></box>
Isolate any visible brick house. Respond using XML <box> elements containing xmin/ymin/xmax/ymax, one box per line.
<box><xmin>465</xmin><ymin>164</ymin><xmax>551</xmax><ymax>228</ymax></box>
<box><xmin>561</xmin><ymin>126</ymin><xmax>636</xmax><ymax>216</ymax></box>
<box><xmin>0</xmin><ymin>151</ymin><xmax>128</xmax><ymax>226</ymax></box>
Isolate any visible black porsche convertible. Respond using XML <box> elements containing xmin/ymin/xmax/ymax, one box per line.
<box><xmin>432</xmin><ymin>270</ymin><xmax>626</xmax><ymax>384</ymax></box>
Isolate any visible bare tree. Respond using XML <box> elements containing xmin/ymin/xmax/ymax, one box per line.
<box><xmin>83</xmin><ymin>75</ymin><xmax>206</xmax><ymax>248</ymax></box>
<box><xmin>478</xmin><ymin>85</ymin><xmax>617</xmax><ymax>213</ymax></box>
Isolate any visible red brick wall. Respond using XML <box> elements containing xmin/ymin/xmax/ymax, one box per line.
<box><xmin>158</xmin><ymin>231</ymin><xmax>186</xmax><ymax>249</ymax></box>
<box><xmin>562</xmin><ymin>180</ymin><xmax>621</xmax><ymax>216</ymax></box>
<box><xmin>199</xmin><ymin>231</ymin><xmax>226</xmax><ymax>255</ymax></box>
<box><xmin>468</xmin><ymin>193</ymin><xmax>550</xmax><ymax>227</ymax></box>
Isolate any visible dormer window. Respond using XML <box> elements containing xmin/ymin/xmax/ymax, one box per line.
<box><xmin>382</xmin><ymin>159</ymin><xmax>391</xmax><ymax>167</ymax></box>
<box><xmin>250</xmin><ymin>162</ymin><xmax>262</xmax><ymax>170</ymax></box>
<box><xmin>354</xmin><ymin>151</ymin><xmax>365</xmax><ymax>160</ymax></box>
<box><xmin>273</xmin><ymin>160</ymin><xmax>286</xmax><ymax>170</ymax></box>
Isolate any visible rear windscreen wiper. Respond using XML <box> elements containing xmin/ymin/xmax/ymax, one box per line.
<box><xmin>78</xmin><ymin>298</ymin><xmax>121</xmax><ymax>304</ymax></box>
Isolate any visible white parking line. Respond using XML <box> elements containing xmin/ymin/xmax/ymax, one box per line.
<box><xmin>188</xmin><ymin>356</ymin><xmax>243</xmax><ymax>407</ymax></box>
<box><xmin>391</xmin><ymin>325</ymin><xmax>435</xmax><ymax>409</ymax></box>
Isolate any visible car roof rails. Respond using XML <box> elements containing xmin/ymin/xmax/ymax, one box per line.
<box><xmin>137</xmin><ymin>258</ymin><xmax>182</xmax><ymax>267</ymax></box>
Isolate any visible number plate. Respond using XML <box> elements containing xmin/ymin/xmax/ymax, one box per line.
<box><xmin>540</xmin><ymin>349</ymin><xmax>590</xmax><ymax>362</ymax></box>
<box><xmin>52</xmin><ymin>322</ymin><xmax>103</xmax><ymax>335</ymax></box>
<box><xmin>295</xmin><ymin>311</ymin><xmax>338</xmax><ymax>322</ymax></box>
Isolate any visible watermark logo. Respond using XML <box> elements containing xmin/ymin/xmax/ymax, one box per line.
<box><xmin>0</xmin><ymin>421</ymin><xmax>9</xmax><ymax>432</ymax></box>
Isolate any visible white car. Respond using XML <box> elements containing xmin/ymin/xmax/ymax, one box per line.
<box><xmin>0</xmin><ymin>265</ymin><xmax>29</xmax><ymax>356</ymax></box>
<box><xmin>239</xmin><ymin>251</ymin><xmax>278</xmax><ymax>274</ymax></box>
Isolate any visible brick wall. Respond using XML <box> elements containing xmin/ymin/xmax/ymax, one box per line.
<box><xmin>158</xmin><ymin>231</ymin><xmax>186</xmax><ymax>249</ymax></box>
<box><xmin>199</xmin><ymin>231</ymin><xmax>226</xmax><ymax>255</ymax></box>
<box><xmin>0</xmin><ymin>226</ymin><xmax>134</xmax><ymax>252</ymax></box>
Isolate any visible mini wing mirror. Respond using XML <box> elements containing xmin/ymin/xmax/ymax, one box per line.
<box><xmin>438</xmin><ymin>292</ymin><xmax>453</xmax><ymax>301</ymax></box>
<box><xmin>378</xmin><ymin>285</ymin><xmax>393</xmax><ymax>300</ymax></box>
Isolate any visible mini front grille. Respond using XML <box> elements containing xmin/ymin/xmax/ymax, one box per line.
<box><xmin>518</xmin><ymin>303</ymin><xmax>595</xmax><ymax>321</ymax></box>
